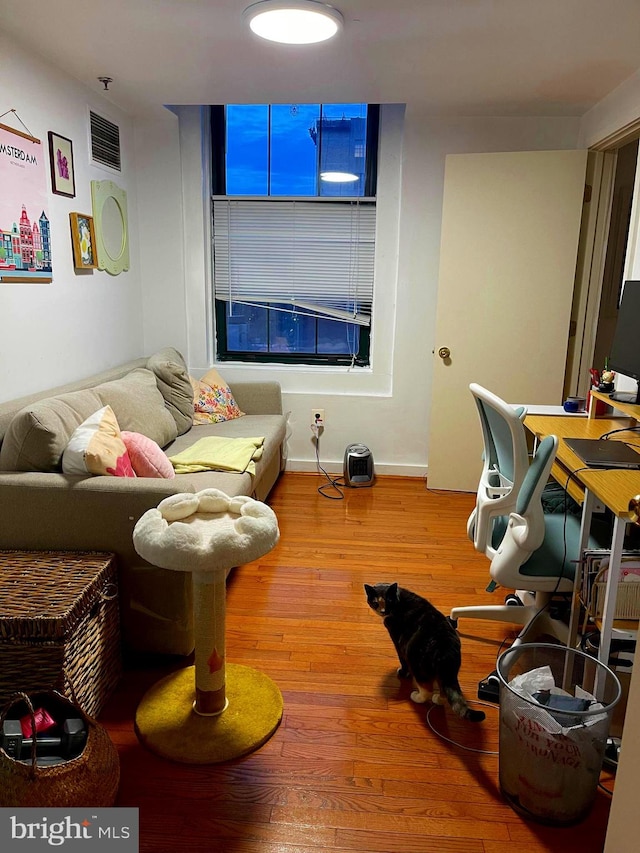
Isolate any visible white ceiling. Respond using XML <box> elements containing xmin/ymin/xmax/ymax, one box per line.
<box><xmin>5</xmin><ymin>0</ymin><xmax>640</xmax><ymax>119</ymax></box>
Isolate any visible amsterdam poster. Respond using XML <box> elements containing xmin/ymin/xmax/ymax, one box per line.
<box><xmin>0</xmin><ymin>123</ymin><xmax>52</xmax><ymax>284</ymax></box>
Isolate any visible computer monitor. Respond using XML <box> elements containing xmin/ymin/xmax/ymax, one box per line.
<box><xmin>608</xmin><ymin>279</ymin><xmax>640</xmax><ymax>405</ymax></box>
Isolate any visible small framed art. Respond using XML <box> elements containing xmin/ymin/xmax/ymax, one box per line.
<box><xmin>48</xmin><ymin>131</ymin><xmax>75</xmax><ymax>197</ymax></box>
<box><xmin>69</xmin><ymin>212</ymin><xmax>98</xmax><ymax>269</ymax></box>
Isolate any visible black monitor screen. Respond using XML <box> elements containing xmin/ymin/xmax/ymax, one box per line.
<box><xmin>608</xmin><ymin>280</ymin><xmax>640</xmax><ymax>404</ymax></box>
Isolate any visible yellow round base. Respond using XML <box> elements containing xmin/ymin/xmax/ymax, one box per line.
<box><xmin>135</xmin><ymin>663</ymin><xmax>283</xmax><ymax>764</ymax></box>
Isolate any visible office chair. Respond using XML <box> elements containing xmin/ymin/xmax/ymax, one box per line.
<box><xmin>467</xmin><ymin>383</ymin><xmax>529</xmax><ymax>561</ymax></box>
<box><xmin>452</xmin><ymin>406</ymin><xmax>602</xmax><ymax>646</ymax></box>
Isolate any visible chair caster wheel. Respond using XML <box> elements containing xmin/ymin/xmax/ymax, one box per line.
<box><xmin>446</xmin><ymin>616</ymin><xmax>458</xmax><ymax>630</ymax></box>
<box><xmin>505</xmin><ymin>594</ymin><xmax>523</xmax><ymax>606</ymax></box>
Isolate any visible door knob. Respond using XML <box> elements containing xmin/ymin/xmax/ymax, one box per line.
<box><xmin>438</xmin><ymin>347</ymin><xmax>451</xmax><ymax>359</ymax></box>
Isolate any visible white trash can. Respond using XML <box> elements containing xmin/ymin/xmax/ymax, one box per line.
<box><xmin>496</xmin><ymin>642</ymin><xmax>621</xmax><ymax>825</ymax></box>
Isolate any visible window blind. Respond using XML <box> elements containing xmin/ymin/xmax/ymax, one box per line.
<box><xmin>213</xmin><ymin>199</ymin><xmax>376</xmax><ymax>326</ymax></box>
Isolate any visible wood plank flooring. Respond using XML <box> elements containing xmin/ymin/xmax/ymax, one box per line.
<box><xmin>100</xmin><ymin>473</ymin><xmax>615</xmax><ymax>852</ymax></box>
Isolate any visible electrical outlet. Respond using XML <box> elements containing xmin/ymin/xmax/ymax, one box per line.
<box><xmin>312</xmin><ymin>408</ymin><xmax>325</xmax><ymax>427</ymax></box>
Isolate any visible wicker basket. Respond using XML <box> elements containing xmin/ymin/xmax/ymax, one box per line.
<box><xmin>0</xmin><ymin>551</ymin><xmax>122</xmax><ymax>717</ymax></box>
<box><xmin>0</xmin><ymin>690</ymin><xmax>119</xmax><ymax>807</ymax></box>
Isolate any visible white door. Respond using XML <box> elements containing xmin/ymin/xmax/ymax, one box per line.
<box><xmin>427</xmin><ymin>149</ymin><xmax>588</xmax><ymax>491</ymax></box>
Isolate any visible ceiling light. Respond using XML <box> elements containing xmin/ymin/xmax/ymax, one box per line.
<box><xmin>243</xmin><ymin>1</ymin><xmax>344</xmax><ymax>45</ymax></box>
<box><xmin>320</xmin><ymin>171</ymin><xmax>359</xmax><ymax>183</ymax></box>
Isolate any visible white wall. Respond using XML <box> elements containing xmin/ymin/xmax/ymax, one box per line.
<box><xmin>147</xmin><ymin>106</ymin><xmax>581</xmax><ymax>475</ymax></box>
<box><xmin>134</xmin><ymin>109</ymin><xmax>188</xmax><ymax>359</ymax></box>
<box><xmin>0</xmin><ymin>36</ymin><xmax>143</xmax><ymax>403</ymax></box>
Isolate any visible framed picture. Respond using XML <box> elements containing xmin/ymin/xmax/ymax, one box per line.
<box><xmin>48</xmin><ymin>131</ymin><xmax>75</xmax><ymax>197</ymax></box>
<box><xmin>69</xmin><ymin>213</ymin><xmax>98</xmax><ymax>269</ymax></box>
<box><xmin>0</xmin><ymin>122</ymin><xmax>52</xmax><ymax>283</ymax></box>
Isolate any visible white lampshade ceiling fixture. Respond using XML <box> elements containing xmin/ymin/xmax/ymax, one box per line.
<box><xmin>243</xmin><ymin>1</ymin><xmax>344</xmax><ymax>44</ymax></box>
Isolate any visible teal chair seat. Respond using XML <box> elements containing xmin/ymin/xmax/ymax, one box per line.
<box><xmin>519</xmin><ymin>513</ymin><xmax>602</xmax><ymax>579</ymax></box>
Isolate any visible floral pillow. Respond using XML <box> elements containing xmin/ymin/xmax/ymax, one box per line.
<box><xmin>62</xmin><ymin>405</ymin><xmax>135</xmax><ymax>477</ymax></box>
<box><xmin>121</xmin><ymin>431</ymin><xmax>175</xmax><ymax>479</ymax></box>
<box><xmin>189</xmin><ymin>369</ymin><xmax>245</xmax><ymax>425</ymax></box>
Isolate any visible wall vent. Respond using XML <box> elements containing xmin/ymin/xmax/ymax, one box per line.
<box><xmin>90</xmin><ymin>111</ymin><xmax>121</xmax><ymax>171</ymax></box>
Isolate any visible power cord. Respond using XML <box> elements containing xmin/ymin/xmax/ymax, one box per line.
<box><xmin>311</xmin><ymin>426</ymin><xmax>345</xmax><ymax>500</ymax></box>
<box><xmin>425</xmin><ymin>701</ymin><xmax>499</xmax><ymax>755</ymax></box>
<box><xmin>599</xmin><ymin>424</ymin><xmax>640</xmax><ymax>450</ymax></box>
<box><xmin>599</xmin><ymin>425</ymin><xmax>640</xmax><ymax>440</ymax></box>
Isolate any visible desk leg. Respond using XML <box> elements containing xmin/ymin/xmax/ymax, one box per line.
<box><xmin>567</xmin><ymin>489</ymin><xmax>596</xmax><ymax>651</ymax></box>
<box><xmin>598</xmin><ymin>516</ymin><xmax>627</xmax><ymax>666</ymax></box>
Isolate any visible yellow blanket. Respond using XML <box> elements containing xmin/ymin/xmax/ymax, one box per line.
<box><xmin>168</xmin><ymin>436</ymin><xmax>265</xmax><ymax>475</ymax></box>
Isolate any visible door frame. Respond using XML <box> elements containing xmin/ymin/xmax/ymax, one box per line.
<box><xmin>567</xmin><ymin>126</ymin><xmax>640</xmax><ymax>398</ymax></box>
<box><xmin>565</xmin><ymin>150</ymin><xmax>617</xmax><ymax>398</ymax></box>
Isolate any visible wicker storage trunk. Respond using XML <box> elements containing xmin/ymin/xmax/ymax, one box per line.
<box><xmin>0</xmin><ymin>551</ymin><xmax>122</xmax><ymax>718</ymax></box>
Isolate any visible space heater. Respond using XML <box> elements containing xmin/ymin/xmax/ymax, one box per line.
<box><xmin>343</xmin><ymin>444</ymin><xmax>375</xmax><ymax>488</ymax></box>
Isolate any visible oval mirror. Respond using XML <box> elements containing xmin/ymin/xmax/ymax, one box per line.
<box><xmin>91</xmin><ymin>180</ymin><xmax>130</xmax><ymax>275</ymax></box>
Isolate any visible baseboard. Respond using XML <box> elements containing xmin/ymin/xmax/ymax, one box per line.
<box><xmin>284</xmin><ymin>459</ymin><xmax>428</xmax><ymax>478</ymax></box>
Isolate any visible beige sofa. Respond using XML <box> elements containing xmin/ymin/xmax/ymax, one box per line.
<box><xmin>0</xmin><ymin>348</ymin><xmax>286</xmax><ymax>657</ymax></box>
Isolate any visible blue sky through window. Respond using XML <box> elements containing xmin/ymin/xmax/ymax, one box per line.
<box><xmin>225</xmin><ymin>103</ymin><xmax>367</xmax><ymax>196</ymax></box>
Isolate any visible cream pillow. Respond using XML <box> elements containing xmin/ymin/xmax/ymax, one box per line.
<box><xmin>62</xmin><ymin>406</ymin><xmax>135</xmax><ymax>477</ymax></box>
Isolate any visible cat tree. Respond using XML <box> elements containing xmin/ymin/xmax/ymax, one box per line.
<box><xmin>132</xmin><ymin>488</ymin><xmax>282</xmax><ymax>763</ymax></box>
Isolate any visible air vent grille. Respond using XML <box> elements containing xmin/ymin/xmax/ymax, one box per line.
<box><xmin>90</xmin><ymin>111</ymin><xmax>121</xmax><ymax>171</ymax></box>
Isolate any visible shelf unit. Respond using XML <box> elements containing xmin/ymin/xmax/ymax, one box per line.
<box><xmin>578</xmin><ymin>550</ymin><xmax>640</xmax><ymax>640</ymax></box>
<box><xmin>588</xmin><ymin>389</ymin><xmax>640</xmax><ymax>423</ymax></box>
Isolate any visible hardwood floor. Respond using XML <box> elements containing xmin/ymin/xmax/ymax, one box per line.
<box><xmin>100</xmin><ymin>473</ymin><xmax>615</xmax><ymax>852</ymax></box>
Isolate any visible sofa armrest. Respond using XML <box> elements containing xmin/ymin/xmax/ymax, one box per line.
<box><xmin>228</xmin><ymin>381</ymin><xmax>282</xmax><ymax>416</ymax></box>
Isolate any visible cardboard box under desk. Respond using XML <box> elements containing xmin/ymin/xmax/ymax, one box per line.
<box><xmin>0</xmin><ymin>551</ymin><xmax>122</xmax><ymax>718</ymax></box>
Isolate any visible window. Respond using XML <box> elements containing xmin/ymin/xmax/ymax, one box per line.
<box><xmin>211</xmin><ymin>103</ymin><xmax>379</xmax><ymax>366</ymax></box>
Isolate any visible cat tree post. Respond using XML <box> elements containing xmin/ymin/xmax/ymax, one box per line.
<box><xmin>192</xmin><ymin>568</ymin><xmax>227</xmax><ymax>715</ymax></box>
<box><xmin>132</xmin><ymin>488</ymin><xmax>281</xmax><ymax>763</ymax></box>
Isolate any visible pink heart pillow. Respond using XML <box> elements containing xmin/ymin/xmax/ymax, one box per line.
<box><xmin>121</xmin><ymin>431</ymin><xmax>175</xmax><ymax>479</ymax></box>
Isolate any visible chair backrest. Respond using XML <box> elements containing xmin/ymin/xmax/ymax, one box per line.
<box><xmin>488</xmin><ymin>434</ymin><xmax>559</xmax><ymax>589</ymax></box>
<box><xmin>468</xmin><ymin>383</ymin><xmax>531</xmax><ymax>558</ymax></box>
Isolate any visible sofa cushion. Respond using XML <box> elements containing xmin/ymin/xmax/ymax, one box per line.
<box><xmin>95</xmin><ymin>368</ymin><xmax>178</xmax><ymax>448</ymax></box>
<box><xmin>147</xmin><ymin>348</ymin><xmax>194</xmax><ymax>435</ymax></box>
<box><xmin>0</xmin><ymin>388</ymin><xmax>104</xmax><ymax>471</ymax></box>
<box><xmin>122</xmin><ymin>431</ymin><xmax>175</xmax><ymax>479</ymax></box>
<box><xmin>62</xmin><ymin>405</ymin><xmax>135</xmax><ymax>477</ymax></box>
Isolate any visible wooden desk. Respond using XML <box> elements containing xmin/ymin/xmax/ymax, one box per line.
<box><xmin>524</xmin><ymin>410</ymin><xmax>640</xmax><ymax>664</ymax></box>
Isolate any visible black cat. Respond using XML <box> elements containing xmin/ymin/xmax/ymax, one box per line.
<box><xmin>364</xmin><ymin>582</ymin><xmax>485</xmax><ymax>723</ymax></box>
